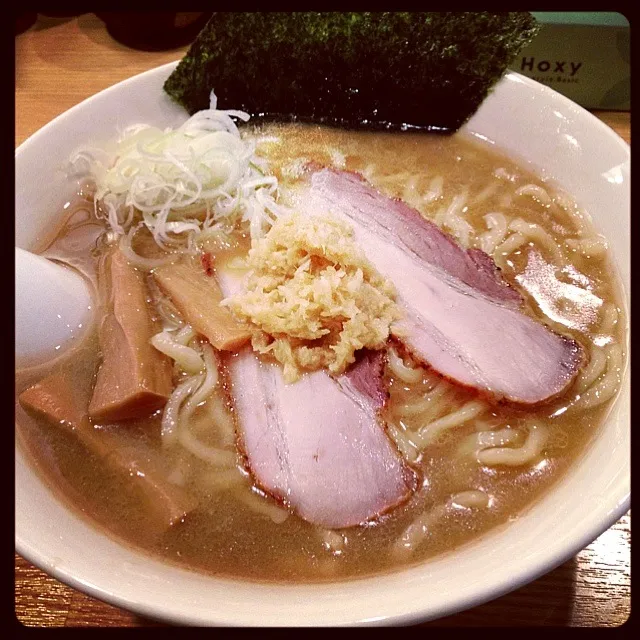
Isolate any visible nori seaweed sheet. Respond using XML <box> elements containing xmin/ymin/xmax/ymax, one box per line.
<box><xmin>164</xmin><ymin>12</ymin><xmax>539</xmax><ymax>132</ymax></box>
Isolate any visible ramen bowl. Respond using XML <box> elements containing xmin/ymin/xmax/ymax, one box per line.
<box><xmin>15</xmin><ymin>63</ymin><xmax>630</xmax><ymax>626</ymax></box>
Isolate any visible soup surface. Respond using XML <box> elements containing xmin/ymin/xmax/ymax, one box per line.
<box><xmin>16</xmin><ymin>124</ymin><xmax>626</xmax><ymax>582</ymax></box>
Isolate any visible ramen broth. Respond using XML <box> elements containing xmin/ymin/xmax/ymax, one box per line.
<box><xmin>15</xmin><ymin>125</ymin><xmax>626</xmax><ymax>581</ymax></box>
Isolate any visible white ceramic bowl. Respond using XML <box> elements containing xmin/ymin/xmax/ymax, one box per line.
<box><xmin>15</xmin><ymin>63</ymin><xmax>630</xmax><ymax>626</ymax></box>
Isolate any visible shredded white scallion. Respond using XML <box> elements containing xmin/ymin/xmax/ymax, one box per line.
<box><xmin>69</xmin><ymin>90</ymin><xmax>291</xmax><ymax>248</ymax></box>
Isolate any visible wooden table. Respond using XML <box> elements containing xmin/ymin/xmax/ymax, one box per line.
<box><xmin>15</xmin><ymin>13</ymin><xmax>630</xmax><ymax>628</ymax></box>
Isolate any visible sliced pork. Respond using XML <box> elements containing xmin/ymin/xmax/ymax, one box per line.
<box><xmin>343</xmin><ymin>348</ymin><xmax>389</xmax><ymax>409</ymax></box>
<box><xmin>218</xmin><ymin>269</ymin><xmax>414</xmax><ymax>528</ymax></box>
<box><xmin>226</xmin><ymin>348</ymin><xmax>415</xmax><ymax>528</ymax></box>
<box><xmin>294</xmin><ymin>168</ymin><xmax>583</xmax><ymax>404</ymax></box>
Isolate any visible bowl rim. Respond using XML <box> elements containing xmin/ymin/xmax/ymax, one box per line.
<box><xmin>16</xmin><ymin>497</ymin><xmax>631</xmax><ymax>627</ymax></box>
<box><xmin>15</xmin><ymin>62</ymin><xmax>630</xmax><ymax>627</ymax></box>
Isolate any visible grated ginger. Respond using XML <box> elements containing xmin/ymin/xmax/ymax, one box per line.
<box><xmin>223</xmin><ymin>212</ymin><xmax>401</xmax><ymax>382</ymax></box>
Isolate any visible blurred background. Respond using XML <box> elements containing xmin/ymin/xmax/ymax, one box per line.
<box><xmin>16</xmin><ymin>12</ymin><xmax>213</xmax><ymax>50</ymax></box>
<box><xmin>508</xmin><ymin>12</ymin><xmax>629</xmax><ymax>111</ymax></box>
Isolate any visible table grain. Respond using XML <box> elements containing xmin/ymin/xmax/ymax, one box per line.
<box><xmin>15</xmin><ymin>13</ymin><xmax>630</xmax><ymax>628</ymax></box>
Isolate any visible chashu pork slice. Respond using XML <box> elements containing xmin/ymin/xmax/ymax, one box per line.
<box><xmin>218</xmin><ymin>269</ymin><xmax>415</xmax><ymax>529</ymax></box>
<box><xmin>293</xmin><ymin>167</ymin><xmax>583</xmax><ymax>405</ymax></box>
<box><xmin>226</xmin><ymin>348</ymin><xmax>415</xmax><ymax>529</ymax></box>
